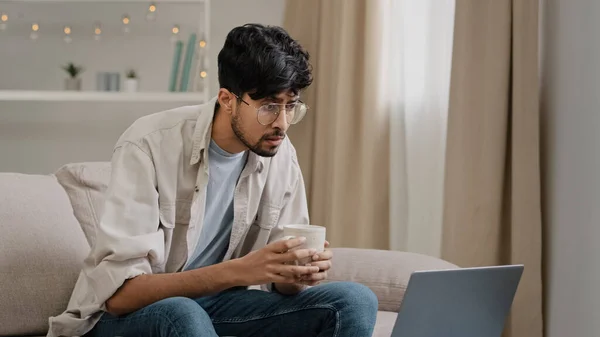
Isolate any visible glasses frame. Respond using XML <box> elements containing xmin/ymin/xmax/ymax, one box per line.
<box><xmin>231</xmin><ymin>92</ymin><xmax>309</xmax><ymax>126</ymax></box>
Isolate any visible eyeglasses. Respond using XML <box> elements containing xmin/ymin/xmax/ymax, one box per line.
<box><xmin>232</xmin><ymin>93</ymin><xmax>308</xmax><ymax>126</ymax></box>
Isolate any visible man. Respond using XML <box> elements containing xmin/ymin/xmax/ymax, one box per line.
<box><xmin>48</xmin><ymin>24</ymin><xmax>378</xmax><ymax>337</ymax></box>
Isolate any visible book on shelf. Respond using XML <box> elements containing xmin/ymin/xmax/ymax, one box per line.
<box><xmin>169</xmin><ymin>34</ymin><xmax>199</xmax><ymax>93</ymax></box>
<box><xmin>179</xmin><ymin>33</ymin><xmax>197</xmax><ymax>92</ymax></box>
<box><xmin>169</xmin><ymin>40</ymin><xmax>184</xmax><ymax>92</ymax></box>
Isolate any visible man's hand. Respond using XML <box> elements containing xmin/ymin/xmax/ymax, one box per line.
<box><xmin>229</xmin><ymin>237</ymin><xmax>321</xmax><ymax>286</ymax></box>
<box><xmin>297</xmin><ymin>240</ymin><xmax>333</xmax><ymax>286</ymax></box>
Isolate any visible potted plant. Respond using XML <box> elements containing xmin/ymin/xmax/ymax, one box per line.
<box><xmin>62</xmin><ymin>62</ymin><xmax>84</xmax><ymax>91</ymax></box>
<box><xmin>124</xmin><ymin>69</ymin><xmax>139</xmax><ymax>92</ymax></box>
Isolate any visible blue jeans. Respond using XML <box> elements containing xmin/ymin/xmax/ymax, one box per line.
<box><xmin>85</xmin><ymin>281</ymin><xmax>378</xmax><ymax>337</ymax></box>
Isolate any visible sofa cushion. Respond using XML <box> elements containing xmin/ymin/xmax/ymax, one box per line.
<box><xmin>54</xmin><ymin>162</ymin><xmax>111</xmax><ymax>247</ymax></box>
<box><xmin>374</xmin><ymin>311</ymin><xmax>398</xmax><ymax>337</ymax></box>
<box><xmin>326</xmin><ymin>248</ymin><xmax>459</xmax><ymax>312</ymax></box>
<box><xmin>0</xmin><ymin>173</ymin><xmax>90</xmax><ymax>336</ymax></box>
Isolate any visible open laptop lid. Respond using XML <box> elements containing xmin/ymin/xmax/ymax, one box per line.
<box><xmin>391</xmin><ymin>265</ymin><xmax>524</xmax><ymax>337</ymax></box>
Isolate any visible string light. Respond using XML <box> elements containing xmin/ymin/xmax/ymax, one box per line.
<box><xmin>0</xmin><ymin>12</ymin><xmax>7</xmax><ymax>31</ymax></box>
<box><xmin>198</xmin><ymin>33</ymin><xmax>207</xmax><ymax>48</ymax></box>
<box><xmin>170</xmin><ymin>25</ymin><xmax>180</xmax><ymax>43</ymax></box>
<box><xmin>30</xmin><ymin>23</ymin><xmax>39</xmax><ymax>40</ymax></box>
<box><xmin>94</xmin><ymin>22</ymin><xmax>102</xmax><ymax>41</ymax></box>
<box><xmin>63</xmin><ymin>25</ymin><xmax>72</xmax><ymax>43</ymax></box>
<box><xmin>200</xmin><ymin>71</ymin><xmax>207</xmax><ymax>78</ymax></box>
<box><xmin>122</xmin><ymin>14</ymin><xmax>130</xmax><ymax>33</ymax></box>
<box><xmin>146</xmin><ymin>3</ymin><xmax>157</xmax><ymax>21</ymax></box>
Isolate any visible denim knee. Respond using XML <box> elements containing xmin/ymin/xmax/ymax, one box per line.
<box><xmin>150</xmin><ymin>297</ymin><xmax>217</xmax><ymax>336</ymax></box>
<box><xmin>328</xmin><ymin>281</ymin><xmax>379</xmax><ymax>312</ymax></box>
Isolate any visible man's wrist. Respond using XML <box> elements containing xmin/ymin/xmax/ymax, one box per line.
<box><xmin>208</xmin><ymin>259</ymin><xmax>244</xmax><ymax>288</ymax></box>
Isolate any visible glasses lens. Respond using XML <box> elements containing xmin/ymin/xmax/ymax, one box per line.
<box><xmin>258</xmin><ymin>105</ymin><xmax>279</xmax><ymax>125</ymax></box>
<box><xmin>256</xmin><ymin>103</ymin><xmax>308</xmax><ymax>125</ymax></box>
<box><xmin>290</xmin><ymin>103</ymin><xmax>307</xmax><ymax>124</ymax></box>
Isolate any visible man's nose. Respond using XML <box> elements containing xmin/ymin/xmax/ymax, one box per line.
<box><xmin>271</xmin><ymin>109</ymin><xmax>289</xmax><ymax>131</ymax></box>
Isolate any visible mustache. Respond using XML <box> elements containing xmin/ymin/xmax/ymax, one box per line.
<box><xmin>262</xmin><ymin>130</ymin><xmax>286</xmax><ymax>139</ymax></box>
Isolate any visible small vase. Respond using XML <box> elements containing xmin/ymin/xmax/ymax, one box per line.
<box><xmin>64</xmin><ymin>77</ymin><xmax>81</xmax><ymax>91</ymax></box>
<box><xmin>124</xmin><ymin>79</ymin><xmax>139</xmax><ymax>92</ymax></box>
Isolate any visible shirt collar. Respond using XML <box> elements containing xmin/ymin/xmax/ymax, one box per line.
<box><xmin>189</xmin><ymin>96</ymin><xmax>265</xmax><ymax>173</ymax></box>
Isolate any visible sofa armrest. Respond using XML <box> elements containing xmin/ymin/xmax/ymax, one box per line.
<box><xmin>326</xmin><ymin>248</ymin><xmax>459</xmax><ymax>312</ymax></box>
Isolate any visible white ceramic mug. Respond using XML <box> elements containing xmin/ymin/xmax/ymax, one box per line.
<box><xmin>281</xmin><ymin>224</ymin><xmax>326</xmax><ymax>265</ymax></box>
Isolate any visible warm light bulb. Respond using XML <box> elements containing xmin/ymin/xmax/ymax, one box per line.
<box><xmin>64</xmin><ymin>26</ymin><xmax>71</xmax><ymax>35</ymax></box>
<box><xmin>172</xmin><ymin>26</ymin><xmax>179</xmax><ymax>34</ymax></box>
<box><xmin>200</xmin><ymin>71</ymin><xmax>207</xmax><ymax>78</ymax></box>
<box><xmin>122</xmin><ymin>16</ymin><xmax>130</xmax><ymax>25</ymax></box>
<box><xmin>1</xmin><ymin>14</ymin><xmax>8</xmax><ymax>22</ymax></box>
<box><xmin>30</xmin><ymin>23</ymin><xmax>39</xmax><ymax>40</ymax></box>
<box><xmin>199</xmin><ymin>40</ymin><xmax>207</xmax><ymax>48</ymax></box>
<box><xmin>95</xmin><ymin>28</ymin><xmax>101</xmax><ymax>35</ymax></box>
<box><xmin>149</xmin><ymin>4</ymin><xmax>156</xmax><ymax>12</ymax></box>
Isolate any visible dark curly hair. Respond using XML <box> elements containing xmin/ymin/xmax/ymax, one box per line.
<box><xmin>217</xmin><ymin>23</ymin><xmax>313</xmax><ymax>100</ymax></box>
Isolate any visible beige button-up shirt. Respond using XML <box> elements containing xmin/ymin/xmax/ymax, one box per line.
<box><xmin>47</xmin><ymin>97</ymin><xmax>309</xmax><ymax>337</ymax></box>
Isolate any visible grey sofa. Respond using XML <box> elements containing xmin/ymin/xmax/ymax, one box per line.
<box><xmin>0</xmin><ymin>162</ymin><xmax>458</xmax><ymax>337</ymax></box>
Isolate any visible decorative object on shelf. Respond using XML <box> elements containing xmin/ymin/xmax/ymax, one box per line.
<box><xmin>146</xmin><ymin>3</ymin><xmax>157</xmax><ymax>21</ymax></box>
<box><xmin>96</xmin><ymin>72</ymin><xmax>109</xmax><ymax>91</ymax></box>
<box><xmin>30</xmin><ymin>23</ymin><xmax>39</xmax><ymax>40</ymax></box>
<box><xmin>93</xmin><ymin>22</ymin><xmax>102</xmax><ymax>41</ymax></box>
<box><xmin>108</xmin><ymin>72</ymin><xmax>120</xmax><ymax>91</ymax></box>
<box><xmin>124</xmin><ymin>69</ymin><xmax>139</xmax><ymax>92</ymax></box>
<box><xmin>62</xmin><ymin>62</ymin><xmax>84</xmax><ymax>91</ymax></box>
<box><xmin>0</xmin><ymin>12</ymin><xmax>8</xmax><ymax>31</ymax></box>
<box><xmin>63</xmin><ymin>25</ymin><xmax>72</xmax><ymax>43</ymax></box>
<box><xmin>122</xmin><ymin>14</ymin><xmax>130</xmax><ymax>33</ymax></box>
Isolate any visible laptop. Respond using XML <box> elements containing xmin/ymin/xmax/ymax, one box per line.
<box><xmin>390</xmin><ymin>264</ymin><xmax>524</xmax><ymax>337</ymax></box>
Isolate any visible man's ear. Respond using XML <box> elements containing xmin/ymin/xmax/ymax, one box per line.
<box><xmin>217</xmin><ymin>89</ymin><xmax>234</xmax><ymax>112</ymax></box>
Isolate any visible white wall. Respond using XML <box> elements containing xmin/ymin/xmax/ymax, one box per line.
<box><xmin>208</xmin><ymin>0</ymin><xmax>286</xmax><ymax>94</ymax></box>
<box><xmin>541</xmin><ymin>1</ymin><xmax>600</xmax><ymax>336</ymax></box>
<box><xmin>0</xmin><ymin>0</ymin><xmax>285</xmax><ymax>174</ymax></box>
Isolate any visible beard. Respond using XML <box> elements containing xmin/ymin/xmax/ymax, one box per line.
<box><xmin>231</xmin><ymin>113</ymin><xmax>286</xmax><ymax>157</ymax></box>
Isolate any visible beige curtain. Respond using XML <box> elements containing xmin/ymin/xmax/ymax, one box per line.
<box><xmin>442</xmin><ymin>1</ymin><xmax>543</xmax><ymax>337</ymax></box>
<box><xmin>284</xmin><ymin>0</ymin><xmax>390</xmax><ymax>249</ymax></box>
<box><xmin>285</xmin><ymin>0</ymin><xmax>543</xmax><ymax>335</ymax></box>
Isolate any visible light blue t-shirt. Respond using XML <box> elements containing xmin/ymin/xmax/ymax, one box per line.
<box><xmin>183</xmin><ymin>140</ymin><xmax>248</xmax><ymax>270</ymax></box>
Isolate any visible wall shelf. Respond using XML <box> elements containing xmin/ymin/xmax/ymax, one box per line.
<box><xmin>0</xmin><ymin>0</ymin><xmax>211</xmax><ymax>101</ymax></box>
<box><xmin>0</xmin><ymin>90</ymin><xmax>206</xmax><ymax>102</ymax></box>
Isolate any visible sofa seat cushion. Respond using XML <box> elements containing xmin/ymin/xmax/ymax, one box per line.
<box><xmin>374</xmin><ymin>311</ymin><xmax>398</xmax><ymax>337</ymax></box>
<box><xmin>0</xmin><ymin>173</ymin><xmax>90</xmax><ymax>336</ymax></box>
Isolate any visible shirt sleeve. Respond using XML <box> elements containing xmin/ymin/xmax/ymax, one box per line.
<box><xmin>84</xmin><ymin>141</ymin><xmax>166</xmax><ymax>307</ymax></box>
